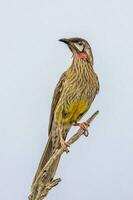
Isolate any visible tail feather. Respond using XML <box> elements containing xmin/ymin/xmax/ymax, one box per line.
<box><xmin>32</xmin><ymin>135</ymin><xmax>54</xmax><ymax>184</ymax></box>
<box><xmin>32</xmin><ymin>125</ymin><xmax>71</xmax><ymax>185</ymax></box>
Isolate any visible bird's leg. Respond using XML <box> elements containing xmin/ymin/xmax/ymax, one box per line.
<box><xmin>59</xmin><ymin>126</ymin><xmax>70</xmax><ymax>153</ymax></box>
<box><xmin>72</xmin><ymin>121</ymin><xmax>89</xmax><ymax>137</ymax></box>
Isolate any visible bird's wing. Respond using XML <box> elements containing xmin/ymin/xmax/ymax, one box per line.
<box><xmin>48</xmin><ymin>72</ymin><xmax>66</xmax><ymax>135</ymax></box>
<box><xmin>95</xmin><ymin>73</ymin><xmax>100</xmax><ymax>94</ymax></box>
<box><xmin>33</xmin><ymin>72</ymin><xmax>66</xmax><ymax>183</ymax></box>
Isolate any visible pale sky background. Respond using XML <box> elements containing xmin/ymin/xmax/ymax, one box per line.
<box><xmin>0</xmin><ymin>0</ymin><xmax>133</xmax><ymax>200</ymax></box>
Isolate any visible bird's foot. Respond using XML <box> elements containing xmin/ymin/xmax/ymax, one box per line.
<box><xmin>79</xmin><ymin>122</ymin><xmax>89</xmax><ymax>137</ymax></box>
<box><xmin>73</xmin><ymin>121</ymin><xmax>89</xmax><ymax>136</ymax></box>
<box><xmin>60</xmin><ymin>139</ymin><xmax>70</xmax><ymax>153</ymax></box>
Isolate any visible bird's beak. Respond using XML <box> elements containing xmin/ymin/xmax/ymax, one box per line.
<box><xmin>59</xmin><ymin>38</ymin><xmax>74</xmax><ymax>53</ymax></box>
<box><xmin>59</xmin><ymin>38</ymin><xmax>70</xmax><ymax>45</ymax></box>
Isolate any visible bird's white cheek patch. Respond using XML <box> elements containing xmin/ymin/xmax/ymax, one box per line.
<box><xmin>74</xmin><ymin>43</ymin><xmax>84</xmax><ymax>52</ymax></box>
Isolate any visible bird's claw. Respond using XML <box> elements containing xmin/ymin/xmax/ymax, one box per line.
<box><xmin>60</xmin><ymin>139</ymin><xmax>70</xmax><ymax>153</ymax></box>
<box><xmin>79</xmin><ymin>122</ymin><xmax>89</xmax><ymax>137</ymax></box>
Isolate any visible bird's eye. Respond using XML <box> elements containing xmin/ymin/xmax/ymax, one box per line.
<box><xmin>78</xmin><ymin>42</ymin><xmax>82</xmax><ymax>45</ymax></box>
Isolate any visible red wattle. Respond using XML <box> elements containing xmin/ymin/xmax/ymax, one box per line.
<box><xmin>79</xmin><ymin>52</ymin><xmax>87</xmax><ymax>59</ymax></box>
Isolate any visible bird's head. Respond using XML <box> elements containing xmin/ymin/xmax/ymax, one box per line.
<box><xmin>59</xmin><ymin>37</ymin><xmax>93</xmax><ymax>65</ymax></box>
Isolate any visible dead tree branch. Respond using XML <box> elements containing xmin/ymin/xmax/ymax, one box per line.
<box><xmin>28</xmin><ymin>110</ymin><xmax>99</xmax><ymax>200</ymax></box>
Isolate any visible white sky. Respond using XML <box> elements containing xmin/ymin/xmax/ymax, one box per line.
<box><xmin>0</xmin><ymin>0</ymin><xmax>133</xmax><ymax>200</ymax></box>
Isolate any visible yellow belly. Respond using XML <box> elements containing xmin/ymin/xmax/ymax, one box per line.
<box><xmin>55</xmin><ymin>99</ymin><xmax>89</xmax><ymax>124</ymax></box>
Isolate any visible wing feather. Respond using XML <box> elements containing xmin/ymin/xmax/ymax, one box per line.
<box><xmin>48</xmin><ymin>72</ymin><xmax>66</xmax><ymax>135</ymax></box>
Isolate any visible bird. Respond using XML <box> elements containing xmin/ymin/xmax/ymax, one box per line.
<box><xmin>33</xmin><ymin>37</ymin><xmax>99</xmax><ymax>184</ymax></box>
